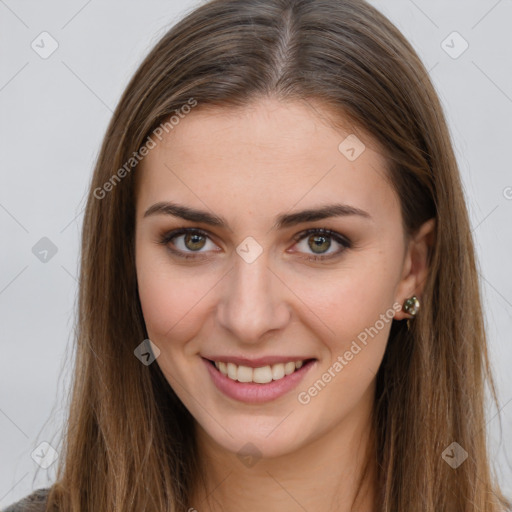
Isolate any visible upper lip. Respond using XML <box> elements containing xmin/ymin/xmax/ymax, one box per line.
<box><xmin>202</xmin><ymin>355</ymin><xmax>316</xmax><ymax>368</ymax></box>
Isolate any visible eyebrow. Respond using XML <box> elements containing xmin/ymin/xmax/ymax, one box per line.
<box><xmin>143</xmin><ymin>201</ymin><xmax>372</xmax><ymax>229</ymax></box>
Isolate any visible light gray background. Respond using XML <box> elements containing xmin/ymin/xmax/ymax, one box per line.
<box><xmin>1</xmin><ymin>0</ymin><xmax>511</xmax><ymax>507</ymax></box>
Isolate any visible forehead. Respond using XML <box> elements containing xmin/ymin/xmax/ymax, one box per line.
<box><xmin>135</xmin><ymin>98</ymin><xmax>397</xmax><ymax>225</ymax></box>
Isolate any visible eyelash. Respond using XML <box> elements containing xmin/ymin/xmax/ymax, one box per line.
<box><xmin>157</xmin><ymin>227</ymin><xmax>352</xmax><ymax>262</ymax></box>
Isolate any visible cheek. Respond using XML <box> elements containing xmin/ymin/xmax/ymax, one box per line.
<box><xmin>284</xmin><ymin>256</ymin><xmax>400</xmax><ymax>402</ymax></box>
<box><xmin>290</xmin><ymin>258</ymin><xmax>399</xmax><ymax>341</ymax></box>
<box><xmin>294</xmin><ymin>270</ymin><xmax>395</xmax><ymax>412</ymax></box>
<box><xmin>135</xmin><ymin>245</ymin><xmax>204</xmax><ymax>343</ymax></box>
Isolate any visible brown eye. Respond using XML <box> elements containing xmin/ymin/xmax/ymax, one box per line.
<box><xmin>308</xmin><ymin>234</ymin><xmax>331</xmax><ymax>254</ymax></box>
<box><xmin>158</xmin><ymin>228</ymin><xmax>218</xmax><ymax>259</ymax></box>
<box><xmin>293</xmin><ymin>228</ymin><xmax>352</xmax><ymax>261</ymax></box>
<box><xmin>183</xmin><ymin>232</ymin><xmax>207</xmax><ymax>251</ymax></box>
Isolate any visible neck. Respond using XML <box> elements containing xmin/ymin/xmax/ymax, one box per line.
<box><xmin>189</xmin><ymin>399</ymin><xmax>378</xmax><ymax>512</ymax></box>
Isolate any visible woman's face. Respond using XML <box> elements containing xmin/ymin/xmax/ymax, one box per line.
<box><xmin>135</xmin><ymin>97</ymin><xmax>427</xmax><ymax>458</ymax></box>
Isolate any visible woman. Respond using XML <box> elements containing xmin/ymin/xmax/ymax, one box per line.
<box><xmin>4</xmin><ymin>0</ymin><xmax>510</xmax><ymax>510</ymax></box>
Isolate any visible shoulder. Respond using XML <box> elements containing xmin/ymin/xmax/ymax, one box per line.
<box><xmin>2</xmin><ymin>488</ymin><xmax>50</xmax><ymax>512</ymax></box>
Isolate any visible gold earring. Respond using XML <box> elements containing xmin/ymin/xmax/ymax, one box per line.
<box><xmin>403</xmin><ymin>295</ymin><xmax>420</xmax><ymax>316</ymax></box>
<box><xmin>403</xmin><ymin>295</ymin><xmax>420</xmax><ymax>331</ymax></box>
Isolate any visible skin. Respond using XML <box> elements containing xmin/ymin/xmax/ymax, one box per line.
<box><xmin>134</xmin><ymin>97</ymin><xmax>435</xmax><ymax>512</ymax></box>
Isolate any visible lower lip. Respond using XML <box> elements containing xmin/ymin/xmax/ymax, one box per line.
<box><xmin>202</xmin><ymin>357</ymin><xmax>317</xmax><ymax>404</ymax></box>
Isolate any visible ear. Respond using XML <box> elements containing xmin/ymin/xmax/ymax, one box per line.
<box><xmin>394</xmin><ymin>217</ymin><xmax>436</xmax><ymax>320</ymax></box>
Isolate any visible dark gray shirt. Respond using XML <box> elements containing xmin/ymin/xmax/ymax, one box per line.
<box><xmin>2</xmin><ymin>488</ymin><xmax>49</xmax><ymax>512</ymax></box>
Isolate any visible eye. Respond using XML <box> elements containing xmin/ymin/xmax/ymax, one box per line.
<box><xmin>292</xmin><ymin>228</ymin><xmax>351</xmax><ymax>261</ymax></box>
<box><xmin>158</xmin><ymin>227</ymin><xmax>352</xmax><ymax>262</ymax></box>
<box><xmin>158</xmin><ymin>228</ymin><xmax>218</xmax><ymax>260</ymax></box>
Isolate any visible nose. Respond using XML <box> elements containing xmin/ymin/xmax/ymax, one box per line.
<box><xmin>216</xmin><ymin>250</ymin><xmax>291</xmax><ymax>344</ymax></box>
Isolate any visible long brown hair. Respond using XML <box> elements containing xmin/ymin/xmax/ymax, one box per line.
<box><xmin>44</xmin><ymin>0</ymin><xmax>511</xmax><ymax>510</ymax></box>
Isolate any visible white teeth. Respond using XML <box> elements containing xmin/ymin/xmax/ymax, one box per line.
<box><xmin>253</xmin><ymin>366</ymin><xmax>273</xmax><ymax>384</ymax></box>
<box><xmin>227</xmin><ymin>362</ymin><xmax>238</xmax><ymax>380</ymax></box>
<box><xmin>271</xmin><ymin>363</ymin><xmax>285</xmax><ymax>380</ymax></box>
<box><xmin>213</xmin><ymin>359</ymin><xmax>308</xmax><ymax>383</ymax></box>
<box><xmin>236</xmin><ymin>365</ymin><xmax>253</xmax><ymax>383</ymax></box>
<box><xmin>284</xmin><ymin>361</ymin><xmax>296</xmax><ymax>375</ymax></box>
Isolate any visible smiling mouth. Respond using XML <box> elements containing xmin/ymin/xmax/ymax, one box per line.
<box><xmin>206</xmin><ymin>358</ymin><xmax>317</xmax><ymax>384</ymax></box>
